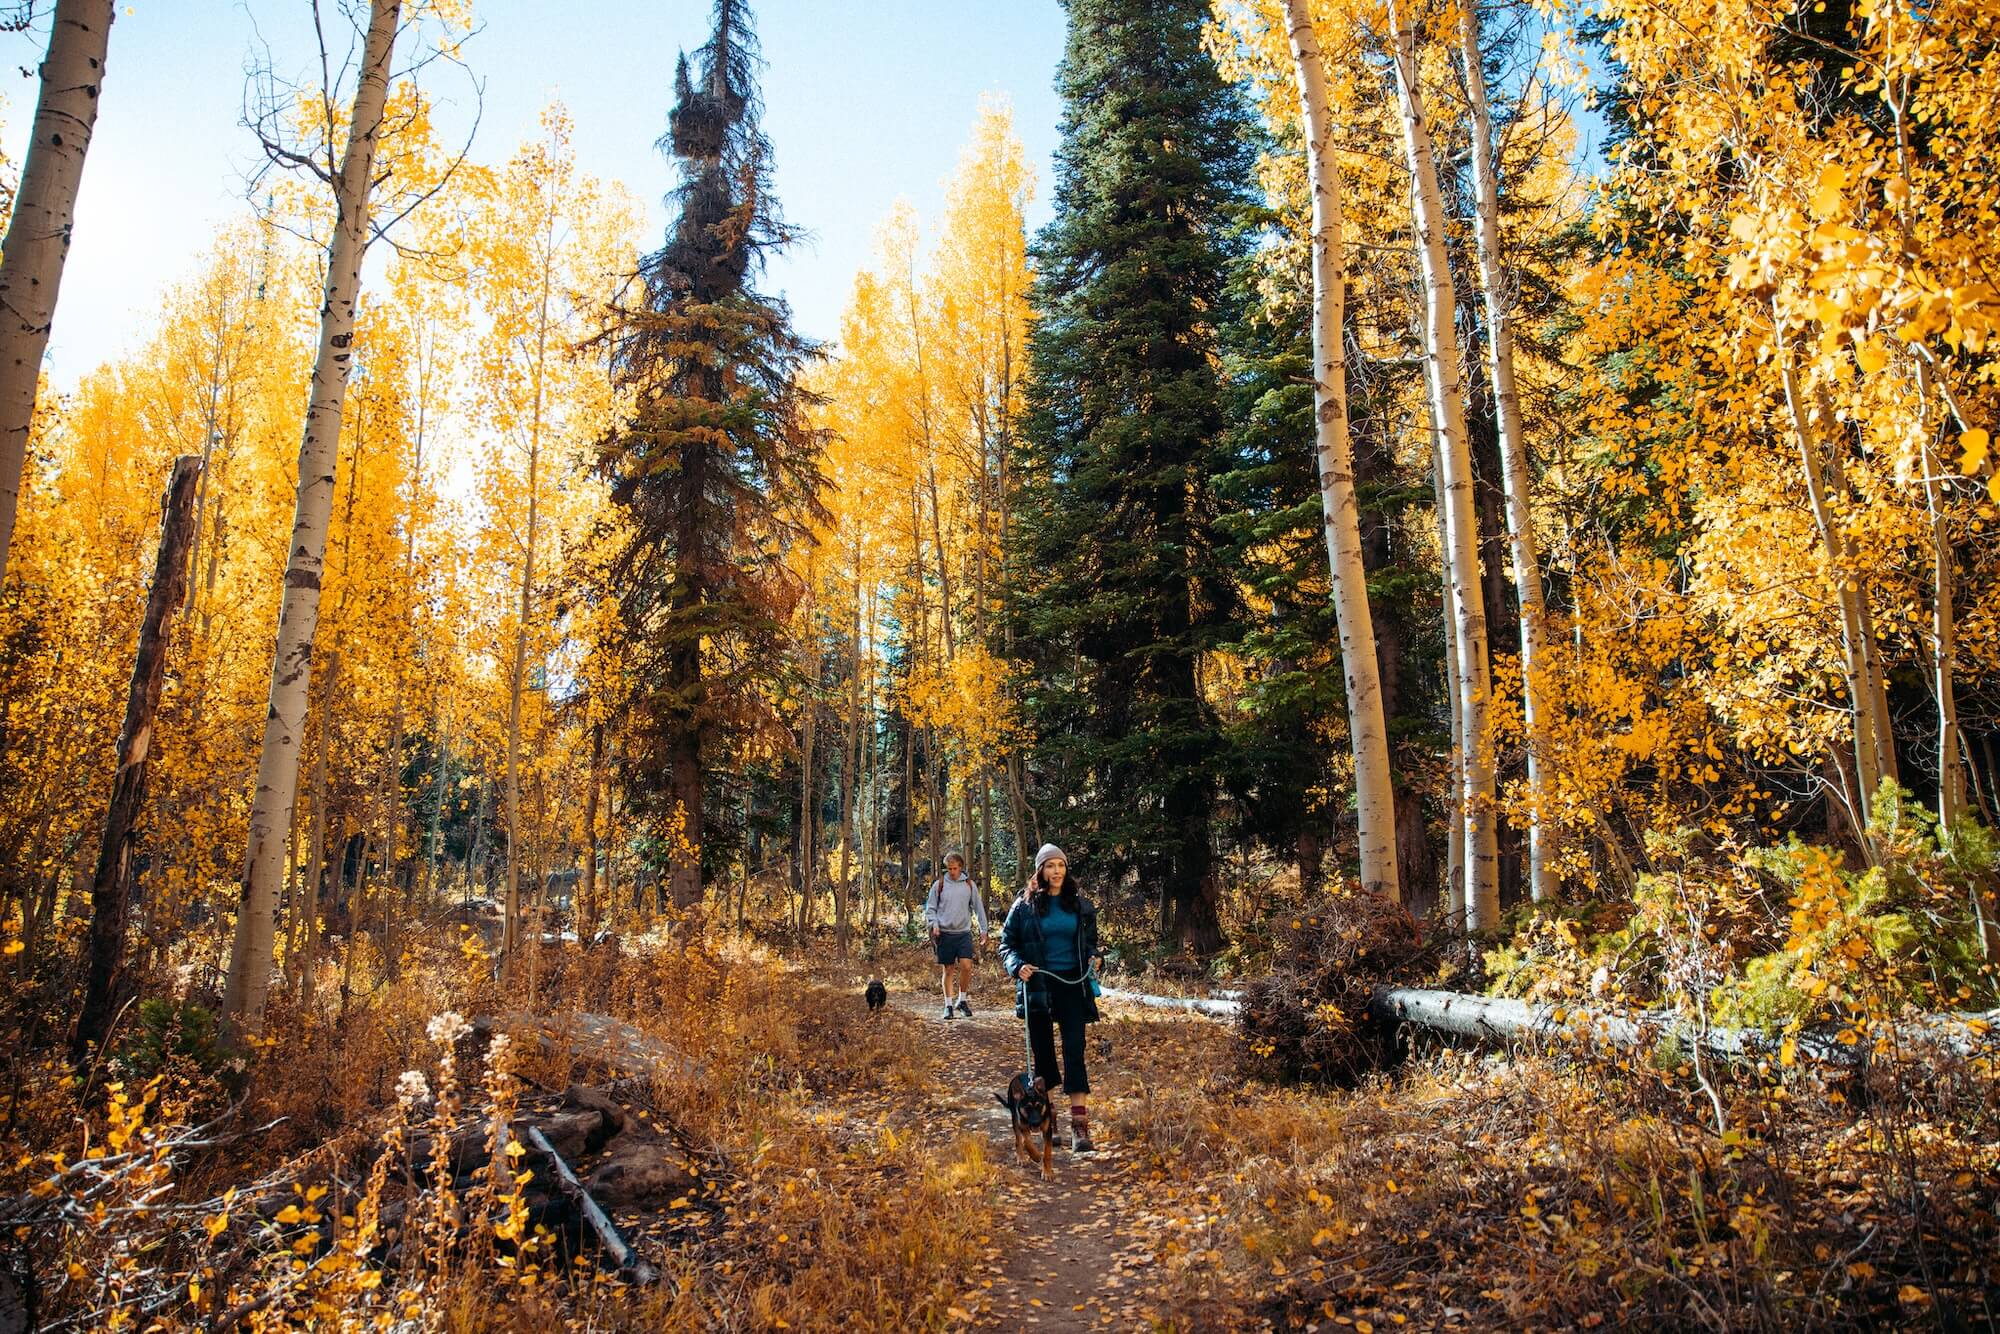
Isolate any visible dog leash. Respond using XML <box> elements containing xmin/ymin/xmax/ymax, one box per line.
<box><xmin>1018</xmin><ymin>979</ymin><xmax>1033</xmax><ymax>1075</ymax></box>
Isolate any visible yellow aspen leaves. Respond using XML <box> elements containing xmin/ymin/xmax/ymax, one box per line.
<box><xmin>1961</xmin><ymin>429</ymin><xmax>1989</xmax><ymax>474</ymax></box>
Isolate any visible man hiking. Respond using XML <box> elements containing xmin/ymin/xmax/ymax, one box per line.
<box><xmin>924</xmin><ymin>851</ymin><xmax>989</xmax><ymax>1019</ymax></box>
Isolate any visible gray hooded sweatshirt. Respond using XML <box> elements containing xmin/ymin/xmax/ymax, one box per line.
<box><xmin>923</xmin><ymin>871</ymin><xmax>990</xmax><ymax>934</ymax></box>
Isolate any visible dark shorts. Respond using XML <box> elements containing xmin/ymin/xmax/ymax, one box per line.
<box><xmin>933</xmin><ymin>930</ymin><xmax>975</xmax><ymax>964</ymax></box>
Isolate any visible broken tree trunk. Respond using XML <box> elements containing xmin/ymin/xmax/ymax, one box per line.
<box><xmin>524</xmin><ymin>1125</ymin><xmax>660</xmax><ymax>1284</ymax></box>
<box><xmin>73</xmin><ymin>455</ymin><xmax>200</xmax><ymax>1063</ymax></box>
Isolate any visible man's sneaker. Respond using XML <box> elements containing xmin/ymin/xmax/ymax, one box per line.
<box><xmin>1071</xmin><ymin>1127</ymin><xmax>1096</xmax><ymax>1154</ymax></box>
<box><xmin>941</xmin><ymin>1004</ymin><xmax>956</xmax><ymax>1020</ymax></box>
<box><xmin>956</xmin><ymin>997</ymin><xmax>973</xmax><ymax>1018</ymax></box>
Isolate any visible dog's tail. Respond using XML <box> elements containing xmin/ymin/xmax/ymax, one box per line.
<box><xmin>993</xmin><ymin>1092</ymin><xmax>1013</xmax><ymax>1111</ymax></box>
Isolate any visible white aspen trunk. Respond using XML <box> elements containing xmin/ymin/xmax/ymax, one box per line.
<box><xmin>221</xmin><ymin>0</ymin><xmax>402</xmax><ymax>1039</ymax></box>
<box><xmin>1884</xmin><ymin>85</ymin><xmax>1968</xmax><ymax>847</ymax></box>
<box><xmin>503</xmin><ymin>434</ymin><xmax>539</xmax><ymax>976</ymax></box>
<box><xmin>602</xmin><ymin>759</ymin><xmax>619</xmax><ymax>932</ymax></box>
<box><xmin>1458</xmin><ymin>0</ymin><xmax>1555</xmax><ymax>903</ymax></box>
<box><xmin>1814</xmin><ymin>378</ymin><xmax>1900</xmax><ymax>805</ymax></box>
<box><xmin>351</xmin><ymin>691</ymin><xmax>402</xmax><ymax>1005</ymax></box>
<box><xmin>1281</xmin><ymin>0</ymin><xmax>1399</xmax><ymax>903</ymax></box>
<box><xmin>1390</xmin><ymin>0</ymin><xmax>1499</xmax><ymax>926</ymax></box>
<box><xmin>583</xmin><ymin>721</ymin><xmax>602</xmax><ymax>934</ymax></box>
<box><xmin>503</xmin><ymin>216</ymin><xmax>557</xmax><ymax>970</ymax></box>
<box><xmin>1435</xmin><ymin>453</ymin><xmax>1466</xmax><ymax>921</ymax></box>
<box><xmin>281</xmin><ymin>764</ymin><xmax>306</xmax><ymax>989</ymax></box>
<box><xmin>1920</xmin><ymin>421</ymin><xmax>1965</xmax><ymax>834</ymax></box>
<box><xmin>1854</xmin><ymin>584</ymin><xmax>1899</xmax><ymax>805</ymax></box>
<box><xmin>422</xmin><ymin>701</ymin><xmax>449</xmax><ymax>907</ymax></box>
<box><xmin>298</xmin><ymin>648</ymin><xmax>340</xmax><ymax>1017</ymax></box>
<box><xmin>798</xmin><ymin>664</ymin><xmax>817</xmax><ymax>935</ymax></box>
<box><xmin>837</xmin><ymin>573</ymin><xmax>860</xmax><ymax>957</ymax></box>
<box><xmin>1776</xmin><ymin>335</ymin><xmax>1883</xmax><ymax>834</ymax></box>
<box><xmin>864</xmin><ymin>587</ymin><xmax>883</xmax><ymax>932</ymax></box>
<box><xmin>0</xmin><ymin>0</ymin><xmax>115</xmax><ymax>590</ymax></box>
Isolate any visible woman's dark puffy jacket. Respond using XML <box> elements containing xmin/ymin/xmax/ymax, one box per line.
<box><xmin>1000</xmin><ymin>891</ymin><xmax>1102</xmax><ymax>1021</ymax></box>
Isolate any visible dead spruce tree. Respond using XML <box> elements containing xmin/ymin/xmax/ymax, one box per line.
<box><xmin>599</xmin><ymin>0</ymin><xmax>826</xmax><ymax>911</ymax></box>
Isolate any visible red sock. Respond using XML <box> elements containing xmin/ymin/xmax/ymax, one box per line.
<box><xmin>1070</xmin><ymin>1103</ymin><xmax>1087</xmax><ymax>1128</ymax></box>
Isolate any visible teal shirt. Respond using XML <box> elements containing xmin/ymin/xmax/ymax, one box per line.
<box><xmin>1041</xmin><ymin>899</ymin><xmax>1080</xmax><ymax>975</ymax></box>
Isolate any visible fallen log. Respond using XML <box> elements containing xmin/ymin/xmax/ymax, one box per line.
<box><xmin>525</xmin><ymin>1125</ymin><xmax>660</xmax><ymax>1285</ymax></box>
<box><xmin>1100</xmin><ymin>987</ymin><xmax>1245</xmax><ymax>1021</ymax></box>
<box><xmin>1367</xmin><ymin>987</ymin><xmax>2000</xmax><ymax>1067</ymax></box>
<box><xmin>1104</xmin><ymin>984</ymin><xmax>2000</xmax><ymax>1069</ymax></box>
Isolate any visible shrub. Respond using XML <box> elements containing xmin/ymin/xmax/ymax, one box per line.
<box><xmin>1711</xmin><ymin>789</ymin><xmax>2000</xmax><ymax>1037</ymax></box>
<box><xmin>1235</xmin><ymin>890</ymin><xmax>1428</xmax><ymax>1086</ymax></box>
<box><xmin>111</xmin><ymin>998</ymin><xmax>233</xmax><ymax>1091</ymax></box>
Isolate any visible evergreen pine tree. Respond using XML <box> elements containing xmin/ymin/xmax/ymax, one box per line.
<box><xmin>1015</xmin><ymin>0</ymin><xmax>1252</xmax><ymax>953</ymax></box>
<box><xmin>1214</xmin><ymin>254</ymin><xmax>1343</xmax><ymax>896</ymax></box>
<box><xmin>600</xmin><ymin>0</ymin><xmax>826</xmax><ymax>909</ymax></box>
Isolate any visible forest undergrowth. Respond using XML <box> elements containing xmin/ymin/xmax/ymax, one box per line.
<box><xmin>5</xmin><ymin>880</ymin><xmax>1996</xmax><ymax>1331</ymax></box>
<box><xmin>1</xmin><ymin>922</ymin><xmax>1003</xmax><ymax>1330</ymax></box>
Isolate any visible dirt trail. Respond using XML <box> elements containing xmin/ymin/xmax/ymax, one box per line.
<box><xmin>888</xmin><ymin>983</ymin><xmax>1177</xmax><ymax>1331</ymax></box>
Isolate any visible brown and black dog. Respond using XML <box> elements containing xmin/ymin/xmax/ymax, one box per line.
<box><xmin>995</xmin><ymin>1072</ymin><xmax>1056</xmax><ymax>1178</ymax></box>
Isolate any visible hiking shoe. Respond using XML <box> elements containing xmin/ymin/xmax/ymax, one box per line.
<box><xmin>941</xmin><ymin>1004</ymin><xmax>956</xmax><ymax>1020</ymax></box>
<box><xmin>1071</xmin><ymin>1128</ymin><xmax>1096</xmax><ymax>1154</ymax></box>
<box><xmin>956</xmin><ymin>997</ymin><xmax>973</xmax><ymax>1017</ymax></box>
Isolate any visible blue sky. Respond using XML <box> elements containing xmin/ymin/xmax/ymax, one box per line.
<box><xmin>0</xmin><ymin>0</ymin><xmax>1070</xmax><ymax>388</ymax></box>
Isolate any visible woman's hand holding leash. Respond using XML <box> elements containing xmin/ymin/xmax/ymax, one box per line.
<box><xmin>1017</xmin><ymin>963</ymin><xmax>1037</xmax><ymax>980</ymax></box>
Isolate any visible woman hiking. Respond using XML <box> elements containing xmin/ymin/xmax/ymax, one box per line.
<box><xmin>999</xmin><ymin>844</ymin><xmax>1104</xmax><ymax>1153</ymax></box>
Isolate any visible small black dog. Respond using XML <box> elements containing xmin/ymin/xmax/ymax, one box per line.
<box><xmin>864</xmin><ymin>978</ymin><xmax>888</xmax><ymax>1013</ymax></box>
<box><xmin>995</xmin><ymin>1073</ymin><xmax>1055</xmax><ymax>1177</ymax></box>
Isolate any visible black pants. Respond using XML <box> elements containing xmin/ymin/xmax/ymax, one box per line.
<box><xmin>1026</xmin><ymin>976</ymin><xmax>1091</xmax><ymax>1096</ymax></box>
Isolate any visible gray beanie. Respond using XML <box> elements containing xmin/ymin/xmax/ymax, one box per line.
<box><xmin>1033</xmin><ymin>843</ymin><xmax>1068</xmax><ymax>872</ymax></box>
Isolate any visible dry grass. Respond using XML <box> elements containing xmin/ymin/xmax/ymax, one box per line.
<box><xmin>1115</xmin><ymin>1027</ymin><xmax>2000</xmax><ymax>1331</ymax></box>
<box><xmin>2</xmin><ymin>923</ymin><xmax>999</xmax><ymax>1331</ymax></box>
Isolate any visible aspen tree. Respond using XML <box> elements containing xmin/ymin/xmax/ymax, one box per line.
<box><xmin>1878</xmin><ymin>67</ymin><xmax>1969</xmax><ymax>840</ymax></box>
<box><xmin>222</xmin><ymin>0</ymin><xmax>404</xmax><ymax>1038</ymax></box>
<box><xmin>0</xmin><ymin>0</ymin><xmax>115</xmax><ymax>591</ymax></box>
<box><xmin>837</xmin><ymin>553</ymin><xmax>861</xmax><ymax>957</ymax></box>
<box><xmin>1776</xmin><ymin>334</ymin><xmax>1893</xmax><ymax>842</ymax></box>
<box><xmin>1457</xmin><ymin>0</ymin><xmax>1555</xmax><ymax>902</ymax></box>
<box><xmin>583</xmin><ymin>721</ymin><xmax>603</xmax><ymax>933</ymax></box>
<box><xmin>1387</xmin><ymin>0</ymin><xmax>1499</xmax><ymax>926</ymax></box>
<box><xmin>1279</xmin><ymin>0</ymin><xmax>1398</xmax><ymax>901</ymax></box>
<box><xmin>297</xmin><ymin>649</ymin><xmax>340</xmax><ymax>1015</ymax></box>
